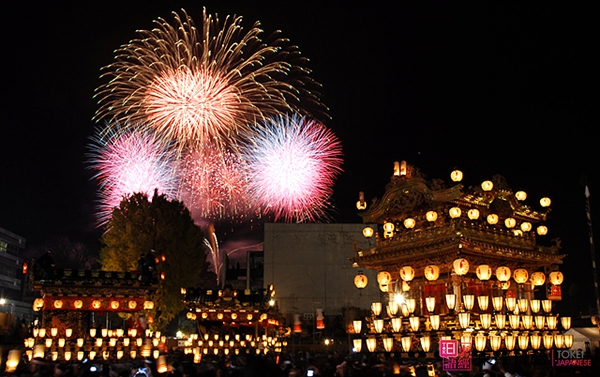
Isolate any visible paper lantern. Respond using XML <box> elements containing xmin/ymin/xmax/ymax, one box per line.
<box><xmin>377</xmin><ymin>271</ymin><xmax>392</xmax><ymax>285</ymax></box>
<box><xmin>354</xmin><ymin>272</ymin><xmax>368</xmax><ymax>289</ymax></box>
<box><xmin>383</xmin><ymin>222</ymin><xmax>395</xmax><ymax>233</ymax></box>
<box><xmin>400</xmin><ymin>266</ymin><xmax>415</xmax><ymax>281</ymax></box>
<box><xmin>531</xmin><ymin>271</ymin><xmax>546</xmax><ymax>286</ymax></box>
<box><xmin>362</xmin><ymin>226</ymin><xmax>374</xmax><ymax>238</ymax></box>
<box><xmin>53</xmin><ymin>300</ymin><xmax>63</xmax><ymax>309</ymax></box>
<box><xmin>451</xmin><ymin>170</ymin><xmax>463</xmax><ymax>182</ymax></box>
<box><xmin>33</xmin><ymin>298</ymin><xmax>44</xmax><ymax>311</ymax></box>
<box><xmin>487</xmin><ymin>214</ymin><xmax>499</xmax><ymax>225</ymax></box>
<box><xmin>496</xmin><ymin>266</ymin><xmax>511</xmax><ymax>282</ymax></box>
<box><xmin>353</xmin><ymin>339</ymin><xmax>362</xmax><ymax>353</ymax></box>
<box><xmin>504</xmin><ymin>217</ymin><xmax>516</xmax><ymax>228</ymax></box>
<box><xmin>453</xmin><ymin>258</ymin><xmax>469</xmax><ymax>276</ymax></box>
<box><xmin>549</xmin><ymin>271</ymin><xmax>564</xmax><ymax>285</ymax></box>
<box><xmin>404</xmin><ymin>218</ymin><xmax>416</xmax><ymax>229</ymax></box>
<box><xmin>540</xmin><ymin>197</ymin><xmax>551</xmax><ymax>207</ymax></box>
<box><xmin>515</xmin><ymin>191</ymin><xmax>527</xmax><ymax>201</ymax></box>
<box><xmin>513</xmin><ymin>269</ymin><xmax>529</xmax><ymax>284</ymax></box>
<box><xmin>537</xmin><ymin>225</ymin><xmax>548</xmax><ymax>235</ymax></box>
<box><xmin>481</xmin><ymin>180</ymin><xmax>494</xmax><ymax>191</ymax></box>
<box><xmin>424</xmin><ymin>265</ymin><xmax>440</xmax><ymax>281</ymax></box>
<box><xmin>356</xmin><ymin>192</ymin><xmax>367</xmax><ymax>210</ymax></box>
<box><xmin>426</xmin><ymin>211</ymin><xmax>438</xmax><ymax>222</ymax></box>
<box><xmin>476</xmin><ymin>265</ymin><xmax>492</xmax><ymax>280</ymax></box>
<box><xmin>449</xmin><ymin>207</ymin><xmax>462</xmax><ymax>218</ymax></box>
<box><xmin>420</xmin><ymin>336</ymin><xmax>431</xmax><ymax>352</ymax></box>
<box><xmin>520</xmin><ymin>222</ymin><xmax>532</xmax><ymax>232</ymax></box>
<box><xmin>468</xmin><ymin>209</ymin><xmax>480</xmax><ymax>220</ymax></box>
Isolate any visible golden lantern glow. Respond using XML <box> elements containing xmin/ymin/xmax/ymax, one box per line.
<box><xmin>540</xmin><ymin>197</ymin><xmax>551</xmax><ymax>207</ymax></box>
<box><xmin>128</xmin><ymin>301</ymin><xmax>137</xmax><ymax>310</ymax></box>
<box><xmin>383</xmin><ymin>222</ymin><xmax>395</xmax><ymax>233</ymax></box>
<box><xmin>383</xmin><ymin>337</ymin><xmax>394</xmax><ymax>352</ymax></box>
<box><xmin>376</xmin><ymin>271</ymin><xmax>391</xmax><ymax>285</ymax></box>
<box><xmin>520</xmin><ymin>222</ymin><xmax>532</xmax><ymax>232</ymax></box>
<box><xmin>353</xmin><ymin>320</ymin><xmax>362</xmax><ymax>334</ymax></box>
<box><xmin>515</xmin><ymin>191</ymin><xmax>527</xmax><ymax>201</ymax></box>
<box><xmin>401</xmin><ymin>336</ymin><xmax>412</xmax><ymax>352</ymax></box>
<box><xmin>391</xmin><ymin>317</ymin><xmax>402</xmax><ymax>332</ymax></box>
<box><xmin>6</xmin><ymin>350</ymin><xmax>21</xmax><ymax>373</ymax></box>
<box><xmin>531</xmin><ymin>272</ymin><xmax>546</xmax><ymax>286</ymax></box>
<box><xmin>530</xmin><ymin>333</ymin><xmax>541</xmax><ymax>350</ymax></box>
<box><xmin>402</xmin><ymin>218</ymin><xmax>414</xmax><ymax>229</ymax></box>
<box><xmin>406</xmin><ymin>298</ymin><xmax>416</xmax><ymax>313</ymax></box>
<box><xmin>426</xmin><ymin>211</ymin><xmax>438</xmax><ymax>222</ymax></box>
<box><xmin>481</xmin><ymin>180</ymin><xmax>494</xmax><ymax>191</ymax></box>
<box><xmin>474</xmin><ymin>333</ymin><xmax>487</xmax><ymax>352</ymax></box>
<box><xmin>420</xmin><ymin>336</ymin><xmax>431</xmax><ymax>352</ymax></box>
<box><xmin>542</xmin><ymin>299</ymin><xmax>553</xmax><ymax>313</ymax></box>
<box><xmin>518</xmin><ymin>335</ymin><xmax>529</xmax><ymax>350</ymax></box>
<box><xmin>373</xmin><ymin>319</ymin><xmax>384</xmax><ymax>333</ymax></box>
<box><xmin>561</xmin><ymin>316</ymin><xmax>572</xmax><ymax>330</ymax></box>
<box><xmin>424</xmin><ymin>265</ymin><xmax>440</xmax><ymax>281</ymax></box>
<box><xmin>487</xmin><ymin>214</ymin><xmax>499</xmax><ymax>225</ymax></box>
<box><xmin>476</xmin><ymin>265</ymin><xmax>492</xmax><ymax>280</ymax></box>
<box><xmin>547</xmin><ymin>316</ymin><xmax>558</xmax><ymax>330</ymax></box>
<box><xmin>73</xmin><ymin>300</ymin><xmax>83</xmax><ymax>309</ymax></box>
<box><xmin>366</xmin><ymin>337</ymin><xmax>376</xmax><ymax>352</ymax></box>
<box><xmin>458</xmin><ymin>312</ymin><xmax>470</xmax><ymax>329</ymax></box>
<box><xmin>513</xmin><ymin>269</ymin><xmax>529</xmax><ymax>284</ymax></box>
<box><xmin>530</xmin><ymin>299</ymin><xmax>541</xmax><ymax>313</ymax></box>
<box><xmin>409</xmin><ymin>316</ymin><xmax>420</xmax><ymax>331</ymax></box>
<box><xmin>564</xmin><ymin>334</ymin><xmax>574</xmax><ymax>348</ymax></box>
<box><xmin>429</xmin><ymin>314</ymin><xmax>440</xmax><ymax>330</ymax></box>
<box><xmin>496</xmin><ymin>266</ymin><xmax>511</xmax><ymax>282</ymax></box>
<box><xmin>549</xmin><ymin>271</ymin><xmax>564</xmax><ymax>285</ymax></box>
<box><xmin>518</xmin><ymin>299</ymin><xmax>529</xmax><ymax>313</ymax></box>
<box><xmin>490</xmin><ymin>335</ymin><xmax>502</xmax><ymax>351</ymax></box>
<box><xmin>543</xmin><ymin>334</ymin><xmax>554</xmax><ymax>349</ymax></box>
<box><xmin>449</xmin><ymin>207</ymin><xmax>462</xmax><ymax>218</ymax></box>
<box><xmin>354</xmin><ymin>272</ymin><xmax>368</xmax><ymax>289</ymax></box>
<box><xmin>353</xmin><ymin>339</ymin><xmax>362</xmax><ymax>353</ymax></box>
<box><xmin>504</xmin><ymin>334</ymin><xmax>516</xmax><ymax>351</ymax></box>
<box><xmin>554</xmin><ymin>334</ymin><xmax>565</xmax><ymax>348</ymax></box>
<box><xmin>453</xmin><ymin>258</ymin><xmax>469</xmax><ymax>275</ymax></box>
<box><xmin>463</xmin><ymin>295</ymin><xmax>475</xmax><ymax>311</ymax></box>
<box><xmin>504</xmin><ymin>217</ymin><xmax>516</xmax><ymax>228</ymax></box>
<box><xmin>400</xmin><ymin>266</ymin><xmax>415</xmax><ymax>281</ymax></box>
<box><xmin>468</xmin><ymin>209</ymin><xmax>480</xmax><ymax>220</ymax></box>
<box><xmin>92</xmin><ymin>300</ymin><xmax>102</xmax><ymax>309</ymax></box>
<box><xmin>371</xmin><ymin>302</ymin><xmax>382</xmax><ymax>316</ymax></box>
<box><xmin>356</xmin><ymin>191</ymin><xmax>367</xmax><ymax>210</ymax></box>
<box><xmin>446</xmin><ymin>294</ymin><xmax>457</xmax><ymax>310</ymax></box>
<box><xmin>33</xmin><ymin>298</ymin><xmax>44</xmax><ymax>311</ymax></box>
<box><xmin>53</xmin><ymin>300</ymin><xmax>63</xmax><ymax>309</ymax></box>
<box><xmin>50</xmin><ymin>327</ymin><xmax>58</xmax><ymax>337</ymax></box>
<box><xmin>362</xmin><ymin>226</ymin><xmax>374</xmax><ymax>238</ymax></box>
<box><xmin>537</xmin><ymin>225</ymin><xmax>548</xmax><ymax>235</ymax></box>
<box><xmin>425</xmin><ymin>297</ymin><xmax>436</xmax><ymax>312</ymax></box>
<box><xmin>89</xmin><ymin>328</ymin><xmax>96</xmax><ymax>337</ymax></box>
<box><xmin>480</xmin><ymin>313</ymin><xmax>492</xmax><ymax>329</ymax></box>
<box><xmin>478</xmin><ymin>296</ymin><xmax>489</xmax><ymax>311</ymax></box>
<box><xmin>451</xmin><ymin>170</ymin><xmax>463</xmax><ymax>182</ymax></box>
<box><xmin>522</xmin><ymin>315</ymin><xmax>533</xmax><ymax>330</ymax></box>
<box><xmin>110</xmin><ymin>300</ymin><xmax>120</xmax><ymax>310</ymax></box>
<box><xmin>505</xmin><ymin>297</ymin><xmax>517</xmax><ymax>312</ymax></box>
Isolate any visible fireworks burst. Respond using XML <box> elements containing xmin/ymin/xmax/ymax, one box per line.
<box><xmin>177</xmin><ymin>142</ymin><xmax>254</xmax><ymax>220</ymax></box>
<box><xmin>94</xmin><ymin>8</ymin><xmax>325</xmax><ymax>149</ymax></box>
<box><xmin>241</xmin><ymin>115</ymin><xmax>343</xmax><ymax>222</ymax></box>
<box><xmin>87</xmin><ymin>124</ymin><xmax>179</xmax><ymax>225</ymax></box>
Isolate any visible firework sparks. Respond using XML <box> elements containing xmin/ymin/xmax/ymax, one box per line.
<box><xmin>177</xmin><ymin>142</ymin><xmax>254</xmax><ymax>220</ymax></box>
<box><xmin>94</xmin><ymin>8</ymin><xmax>325</xmax><ymax>149</ymax></box>
<box><xmin>241</xmin><ymin>115</ymin><xmax>343</xmax><ymax>222</ymax></box>
<box><xmin>87</xmin><ymin>124</ymin><xmax>179</xmax><ymax>225</ymax></box>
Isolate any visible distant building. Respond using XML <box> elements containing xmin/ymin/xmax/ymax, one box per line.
<box><xmin>0</xmin><ymin>227</ymin><xmax>32</xmax><ymax>332</ymax></box>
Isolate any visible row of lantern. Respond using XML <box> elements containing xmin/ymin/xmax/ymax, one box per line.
<box><xmin>366</xmin><ymin>207</ymin><xmax>549</xmax><ymax>240</ymax></box>
<box><xmin>33</xmin><ymin>297</ymin><xmax>154</xmax><ymax>312</ymax></box>
<box><xmin>370</xmin><ymin>296</ymin><xmax>561</xmax><ymax>318</ymax></box>
<box><xmin>186</xmin><ymin>311</ymin><xmax>259</xmax><ymax>322</ymax></box>
<box><xmin>354</xmin><ymin>259</ymin><xmax>563</xmax><ymax>290</ymax></box>
<box><xmin>26</xmin><ymin>335</ymin><xmax>164</xmax><ymax>349</ymax></box>
<box><xmin>20</xmin><ymin>342</ymin><xmax>163</xmax><ymax>362</ymax></box>
<box><xmin>32</xmin><ymin>327</ymin><xmax>160</xmax><ymax>339</ymax></box>
<box><xmin>353</xmin><ymin>331</ymin><xmax>573</xmax><ymax>354</ymax></box>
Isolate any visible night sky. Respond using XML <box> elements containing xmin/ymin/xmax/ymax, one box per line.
<box><xmin>1</xmin><ymin>2</ymin><xmax>597</xmax><ymax>314</ymax></box>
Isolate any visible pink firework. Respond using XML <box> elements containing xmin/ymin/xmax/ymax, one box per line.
<box><xmin>177</xmin><ymin>142</ymin><xmax>254</xmax><ymax>220</ymax></box>
<box><xmin>88</xmin><ymin>124</ymin><xmax>179</xmax><ymax>225</ymax></box>
<box><xmin>241</xmin><ymin>115</ymin><xmax>343</xmax><ymax>222</ymax></box>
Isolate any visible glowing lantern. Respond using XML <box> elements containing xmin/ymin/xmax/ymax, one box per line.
<box><xmin>371</xmin><ymin>302</ymin><xmax>382</xmax><ymax>316</ymax></box>
<box><xmin>474</xmin><ymin>334</ymin><xmax>487</xmax><ymax>352</ymax></box>
<box><xmin>73</xmin><ymin>300</ymin><xmax>83</xmax><ymax>309</ymax></box>
<box><xmin>426</xmin><ymin>211</ymin><xmax>438</xmax><ymax>222</ymax></box>
<box><xmin>356</xmin><ymin>192</ymin><xmax>367</xmax><ymax>210</ymax></box>
<box><xmin>531</xmin><ymin>271</ymin><xmax>546</xmax><ymax>286</ymax></box>
<box><xmin>354</xmin><ymin>272</ymin><xmax>368</xmax><ymax>289</ymax></box>
<box><xmin>513</xmin><ymin>269</ymin><xmax>529</xmax><ymax>284</ymax></box>
<box><xmin>549</xmin><ymin>271</ymin><xmax>564</xmax><ymax>285</ymax></box>
<box><xmin>403</xmin><ymin>218</ymin><xmax>416</xmax><ymax>229</ymax></box>
<box><xmin>110</xmin><ymin>300</ymin><xmax>120</xmax><ymax>310</ymax></box>
<box><xmin>504</xmin><ymin>217</ymin><xmax>516</xmax><ymax>228</ymax></box>
<box><xmin>481</xmin><ymin>180</ymin><xmax>494</xmax><ymax>191</ymax></box>
<box><xmin>561</xmin><ymin>316</ymin><xmax>572</xmax><ymax>330</ymax></box>
<box><xmin>362</xmin><ymin>226</ymin><xmax>374</xmax><ymax>238</ymax></box>
<box><xmin>540</xmin><ymin>197</ymin><xmax>551</xmax><ymax>207</ymax></box>
<box><xmin>537</xmin><ymin>225</ymin><xmax>548</xmax><ymax>235</ymax></box>
<box><xmin>496</xmin><ymin>266</ymin><xmax>511</xmax><ymax>282</ymax></box>
<box><xmin>353</xmin><ymin>320</ymin><xmax>362</xmax><ymax>334</ymax></box>
<box><xmin>487</xmin><ymin>214</ymin><xmax>499</xmax><ymax>225</ymax></box>
<box><xmin>400</xmin><ymin>266</ymin><xmax>415</xmax><ymax>281</ymax></box>
<box><xmin>366</xmin><ymin>337</ymin><xmax>376</xmax><ymax>352</ymax></box>
<box><xmin>383</xmin><ymin>337</ymin><xmax>394</xmax><ymax>352</ymax></box>
<box><xmin>383</xmin><ymin>222</ymin><xmax>395</xmax><ymax>233</ymax></box>
<box><xmin>463</xmin><ymin>295</ymin><xmax>475</xmax><ymax>310</ymax></box>
<box><xmin>515</xmin><ymin>191</ymin><xmax>527</xmax><ymax>201</ymax></box>
<box><xmin>520</xmin><ymin>222</ymin><xmax>532</xmax><ymax>232</ymax></box>
<box><xmin>424</xmin><ymin>265</ymin><xmax>440</xmax><ymax>281</ymax></box>
<box><xmin>5</xmin><ymin>350</ymin><xmax>21</xmax><ymax>373</ymax></box>
<box><xmin>353</xmin><ymin>339</ymin><xmax>362</xmax><ymax>353</ymax></box>
<box><xmin>476</xmin><ymin>265</ymin><xmax>492</xmax><ymax>281</ymax></box>
<box><xmin>468</xmin><ymin>209</ymin><xmax>480</xmax><ymax>220</ymax></box>
<box><xmin>92</xmin><ymin>300</ymin><xmax>102</xmax><ymax>309</ymax></box>
<box><xmin>315</xmin><ymin>309</ymin><xmax>325</xmax><ymax>330</ymax></box>
<box><xmin>128</xmin><ymin>301</ymin><xmax>137</xmax><ymax>310</ymax></box>
<box><xmin>453</xmin><ymin>258</ymin><xmax>469</xmax><ymax>276</ymax></box>
<box><xmin>144</xmin><ymin>300</ymin><xmax>154</xmax><ymax>310</ymax></box>
<box><xmin>451</xmin><ymin>170</ymin><xmax>463</xmax><ymax>182</ymax></box>
<box><xmin>376</xmin><ymin>271</ymin><xmax>391</xmax><ymax>285</ymax></box>
<box><xmin>53</xmin><ymin>300</ymin><xmax>63</xmax><ymax>309</ymax></box>
<box><xmin>478</xmin><ymin>296</ymin><xmax>489</xmax><ymax>311</ymax></box>
<box><xmin>401</xmin><ymin>336</ymin><xmax>412</xmax><ymax>352</ymax></box>
<box><xmin>449</xmin><ymin>207</ymin><xmax>462</xmax><ymax>218</ymax></box>
<box><xmin>33</xmin><ymin>298</ymin><xmax>44</xmax><ymax>311</ymax></box>
<box><xmin>480</xmin><ymin>313</ymin><xmax>491</xmax><ymax>329</ymax></box>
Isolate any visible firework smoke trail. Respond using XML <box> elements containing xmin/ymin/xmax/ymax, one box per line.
<box><xmin>241</xmin><ymin>115</ymin><xmax>343</xmax><ymax>222</ymax></box>
<box><xmin>177</xmin><ymin>141</ymin><xmax>255</xmax><ymax>220</ymax></box>
<box><xmin>94</xmin><ymin>8</ymin><xmax>326</xmax><ymax>150</ymax></box>
<box><xmin>87</xmin><ymin>124</ymin><xmax>179</xmax><ymax>225</ymax></box>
